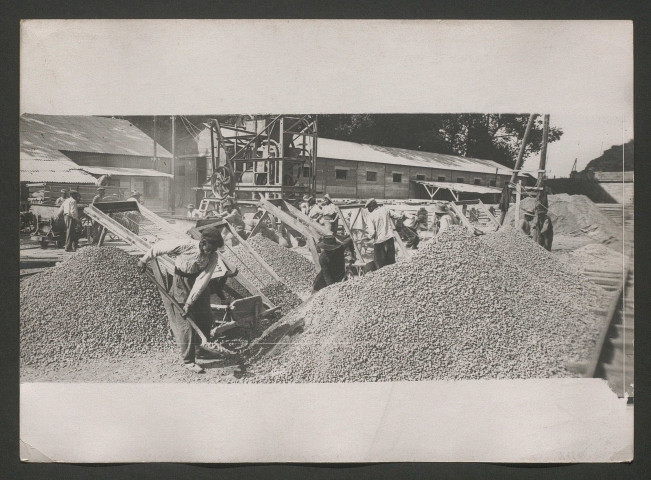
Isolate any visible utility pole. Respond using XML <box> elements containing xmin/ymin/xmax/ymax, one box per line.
<box><xmin>536</xmin><ymin>114</ymin><xmax>549</xmax><ymax>187</ymax></box>
<box><xmin>170</xmin><ymin>115</ymin><xmax>176</xmax><ymax>212</ymax></box>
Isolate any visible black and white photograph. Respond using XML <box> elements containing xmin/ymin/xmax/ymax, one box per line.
<box><xmin>17</xmin><ymin>20</ymin><xmax>634</xmax><ymax>463</ymax></box>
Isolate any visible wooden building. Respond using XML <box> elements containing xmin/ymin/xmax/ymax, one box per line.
<box><xmin>20</xmin><ymin>114</ymin><xmax>173</xmax><ymax>210</ymax></box>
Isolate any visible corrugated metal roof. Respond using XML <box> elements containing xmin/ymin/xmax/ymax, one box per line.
<box><xmin>414</xmin><ymin>180</ymin><xmax>501</xmax><ymax>195</ymax></box>
<box><xmin>20</xmin><ymin>146</ymin><xmax>98</xmax><ymax>184</ymax></box>
<box><xmin>20</xmin><ymin>114</ymin><xmax>172</xmax><ymax>158</ymax></box>
<box><xmin>317</xmin><ymin>137</ymin><xmax>514</xmax><ymax>175</ymax></box>
<box><xmin>80</xmin><ymin>165</ymin><xmax>173</xmax><ymax>178</ymax></box>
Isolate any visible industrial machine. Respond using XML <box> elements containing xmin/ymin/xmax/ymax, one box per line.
<box><xmin>201</xmin><ymin>115</ymin><xmax>318</xmax><ymax>206</ymax></box>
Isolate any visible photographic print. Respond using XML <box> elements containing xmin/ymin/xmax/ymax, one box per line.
<box><xmin>18</xmin><ymin>20</ymin><xmax>634</xmax><ymax>463</ymax></box>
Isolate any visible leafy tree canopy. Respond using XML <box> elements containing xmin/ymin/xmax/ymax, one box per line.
<box><xmin>317</xmin><ymin>114</ymin><xmax>563</xmax><ymax>168</ymax></box>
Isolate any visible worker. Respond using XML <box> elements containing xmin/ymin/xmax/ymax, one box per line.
<box><xmin>307</xmin><ymin>196</ymin><xmax>323</xmax><ymax>223</ymax></box>
<box><xmin>91</xmin><ymin>187</ymin><xmax>106</xmax><ymax>204</ymax></box>
<box><xmin>221</xmin><ymin>199</ymin><xmax>247</xmax><ymax>240</ymax></box>
<box><xmin>364</xmin><ymin>198</ymin><xmax>396</xmax><ymax>270</ymax></box>
<box><xmin>432</xmin><ymin>204</ymin><xmax>453</xmax><ymax>235</ymax></box>
<box><xmin>138</xmin><ymin>226</ymin><xmax>237</xmax><ymax>373</ymax></box>
<box><xmin>58</xmin><ymin>190</ymin><xmax>80</xmax><ymax>252</ymax></box>
<box><xmin>401</xmin><ymin>212</ymin><xmax>421</xmax><ymax>249</ymax></box>
<box><xmin>55</xmin><ymin>189</ymin><xmax>69</xmax><ymax>207</ymax></box>
<box><xmin>532</xmin><ymin>210</ymin><xmax>554</xmax><ymax>251</ymax></box>
<box><xmin>300</xmin><ymin>194</ymin><xmax>311</xmax><ymax>216</ymax></box>
<box><xmin>320</xmin><ymin>194</ymin><xmax>339</xmax><ymax>234</ymax></box>
<box><xmin>518</xmin><ymin>209</ymin><xmax>535</xmax><ymax>237</ymax></box>
<box><xmin>127</xmin><ymin>191</ymin><xmax>142</xmax><ymax>203</ymax></box>
<box><xmin>312</xmin><ymin>234</ymin><xmax>355</xmax><ymax>292</ymax></box>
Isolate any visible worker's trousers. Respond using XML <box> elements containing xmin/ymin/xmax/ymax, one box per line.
<box><xmin>169</xmin><ymin>274</ymin><xmax>214</xmax><ymax>364</ymax></box>
<box><xmin>373</xmin><ymin>238</ymin><xmax>396</xmax><ymax>270</ymax></box>
<box><xmin>64</xmin><ymin>215</ymin><xmax>77</xmax><ymax>251</ymax></box>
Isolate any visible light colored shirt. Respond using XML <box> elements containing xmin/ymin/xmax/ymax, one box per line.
<box><xmin>438</xmin><ymin>214</ymin><xmax>452</xmax><ymax>234</ymax></box>
<box><xmin>308</xmin><ymin>204</ymin><xmax>323</xmax><ymax>221</ymax></box>
<box><xmin>55</xmin><ymin>196</ymin><xmax>67</xmax><ymax>207</ymax></box>
<box><xmin>321</xmin><ymin>202</ymin><xmax>338</xmax><ymax>220</ymax></box>
<box><xmin>403</xmin><ymin>214</ymin><xmax>418</xmax><ymax>229</ymax></box>
<box><xmin>366</xmin><ymin>206</ymin><xmax>395</xmax><ymax>244</ymax></box>
<box><xmin>140</xmin><ymin>239</ymin><xmax>228</xmax><ymax>307</ymax></box>
<box><xmin>58</xmin><ymin>197</ymin><xmax>79</xmax><ymax>220</ymax></box>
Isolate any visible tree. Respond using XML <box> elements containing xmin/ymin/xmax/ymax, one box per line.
<box><xmin>318</xmin><ymin>114</ymin><xmax>563</xmax><ymax>168</ymax></box>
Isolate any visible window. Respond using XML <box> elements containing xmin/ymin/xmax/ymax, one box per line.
<box><xmin>437</xmin><ymin>176</ymin><xmax>446</xmax><ymax>182</ymax></box>
<box><xmin>489</xmin><ymin>179</ymin><xmax>496</xmax><ymax>187</ymax></box>
<box><xmin>393</xmin><ymin>173</ymin><xmax>402</xmax><ymax>183</ymax></box>
<box><xmin>474</xmin><ymin>178</ymin><xmax>482</xmax><ymax>185</ymax></box>
<box><xmin>177</xmin><ymin>165</ymin><xmax>185</xmax><ymax>176</ymax></box>
<box><xmin>335</xmin><ymin>169</ymin><xmax>348</xmax><ymax>180</ymax></box>
<box><xmin>415</xmin><ymin>174</ymin><xmax>426</xmax><ymax>181</ymax></box>
<box><xmin>366</xmin><ymin>171</ymin><xmax>377</xmax><ymax>182</ymax></box>
<box><xmin>302</xmin><ymin>166</ymin><xmax>311</xmax><ymax>177</ymax></box>
<box><xmin>456</xmin><ymin>177</ymin><xmax>465</xmax><ymax>183</ymax></box>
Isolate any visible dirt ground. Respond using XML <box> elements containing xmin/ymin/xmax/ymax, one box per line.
<box><xmin>20</xmin><ymin>350</ymin><xmax>256</xmax><ymax>383</ymax></box>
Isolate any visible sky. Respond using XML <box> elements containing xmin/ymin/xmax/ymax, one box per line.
<box><xmin>521</xmin><ymin>114</ymin><xmax>633</xmax><ymax>178</ymax></box>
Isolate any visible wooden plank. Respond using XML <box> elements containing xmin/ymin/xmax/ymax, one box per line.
<box><xmin>307</xmin><ymin>236</ymin><xmax>321</xmax><ymax>271</ymax></box>
<box><xmin>281</xmin><ymin>199</ymin><xmax>332</xmax><ymax>237</ymax></box>
<box><xmin>257</xmin><ymin>196</ymin><xmax>319</xmax><ymax>242</ymax></box>
<box><xmin>584</xmin><ymin>259</ymin><xmax>633</xmax><ymax>378</ymax></box>
<box><xmin>227</xmin><ymin>223</ymin><xmax>282</xmax><ymax>283</ymax></box>
<box><xmin>477</xmin><ymin>199</ymin><xmax>500</xmax><ymax>228</ymax></box>
<box><xmin>249</xmin><ymin>211</ymin><xmax>269</xmax><ymax>238</ymax></box>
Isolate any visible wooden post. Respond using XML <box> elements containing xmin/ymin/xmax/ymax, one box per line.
<box><xmin>509</xmin><ymin>114</ymin><xmax>537</xmax><ymax>185</ymax></box>
<box><xmin>515</xmin><ymin>181</ymin><xmax>522</xmax><ymax>227</ymax></box>
<box><xmin>537</xmin><ymin>114</ymin><xmax>550</xmax><ymax>187</ymax></box>
<box><xmin>98</xmin><ymin>226</ymin><xmax>108</xmax><ymax>246</ymax></box>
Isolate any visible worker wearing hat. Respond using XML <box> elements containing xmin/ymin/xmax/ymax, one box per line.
<box><xmin>519</xmin><ymin>209</ymin><xmax>535</xmax><ymax>237</ymax></box>
<box><xmin>432</xmin><ymin>203</ymin><xmax>454</xmax><ymax>235</ymax></box>
<box><xmin>320</xmin><ymin>193</ymin><xmax>339</xmax><ymax>234</ymax></box>
<box><xmin>92</xmin><ymin>187</ymin><xmax>106</xmax><ymax>205</ymax></box>
<box><xmin>55</xmin><ymin>188</ymin><xmax>69</xmax><ymax>207</ymax></box>
<box><xmin>307</xmin><ymin>195</ymin><xmax>323</xmax><ymax>223</ymax></box>
<box><xmin>57</xmin><ymin>190</ymin><xmax>80</xmax><ymax>251</ymax></box>
<box><xmin>300</xmin><ymin>194</ymin><xmax>312</xmax><ymax>216</ymax></box>
<box><xmin>313</xmin><ymin>234</ymin><xmax>355</xmax><ymax>292</ymax></box>
<box><xmin>532</xmin><ymin>209</ymin><xmax>554</xmax><ymax>252</ymax></box>
<box><xmin>138</xmin><ymin>226</ymin><xmax>237</xmax><ymax>373</ymax></box>
<box><xmin>364</xmin><ymin>198</ymin><xmax>397</xmax><ymax>270</ymax></box>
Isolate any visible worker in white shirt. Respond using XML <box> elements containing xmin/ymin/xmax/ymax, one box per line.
<box><xmin>320</xmin><ymin>193</ymin><xmax>339</xmax><ymax>234</ymax></box>
<box><xmin>58</xmin><ymin>190</ymin><xmax>80</xmax><ymax>252</ymax></box>
<box><xmin>306</xmin><ymin>196</ymin><xmax>323</xmax><ymax>224</ymax></box>
<box><xmin>364</xmin><ymin>198</ymin><xmax>396</xmax><ymax>270</ymax></box>
<box><xmin>432</xmin><ymin>204</ymin><xmax>454</xmax><ymax>235</ymax></box>
<box><xmin>55</xmin><ymin>189</ymin><xmax>69</xmax><ymax>207</ymax></box>
<box><xmin>138</xmin><ymin>226</ymin><xmax>237</xmax><ymax>373</ymax></box>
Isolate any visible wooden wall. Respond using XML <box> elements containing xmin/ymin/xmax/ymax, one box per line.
<box><xmin>315</xmin><ymin>157</ymin><xmax>511</xmax><ymax>200</ymax></box>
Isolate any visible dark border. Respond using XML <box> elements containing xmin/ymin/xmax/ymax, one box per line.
<box><xmin>2</xmin><ymin>1</ymin><xmax>650</xmax><ymax>479</ymax></box>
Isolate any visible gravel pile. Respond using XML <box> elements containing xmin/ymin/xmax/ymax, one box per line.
<box><xmin>21</xmin><ymin>247</ymin><xmax>172</xmax><ymax>367</ymax></box>
<box><xmin>504</xmin><ymin>194</ymin><xmax>621</xmax><ymax>246</ymax></box>
<box><xmin>247</xmin><ymin>234</ymin><xmax>318</xmax><ymax>299</ymax></box>
<box><xmin>249</xmin><ymin>227</ymin><xmax>606</xmax><ymax>383</ymax></box>
<box><xmin>220</xmin><ymin>243</ymin><xmax>302</xmax><ymax>312</ymax></box>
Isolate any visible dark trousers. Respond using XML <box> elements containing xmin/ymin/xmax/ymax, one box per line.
<box><xmin>373</xmin><ymin>238</ymin><xmax>396</xmax><ymax>270</ymax></box>
<box><xmin>64</xmin><ymin>215</ymin><xmax>77</xmax><ymax>251</ymax></box>
<box><xmin>169</xmin><ymin>274</ymin><xmax>214</xmax><ymax>364</ymax></box>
